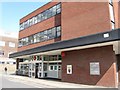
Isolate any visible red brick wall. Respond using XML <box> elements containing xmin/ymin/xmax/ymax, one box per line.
<box><xmin>62</xmin><ymin>45</ymin><xmax>117</xmax><ymax>87</ymax></box>
<box><xmin>61</xmin><ymin>2</ymin><xmax>111</xmax><ymax>41</ymax></box>
<box><xmin>20</xmin><ymin>2</ymin><xmax>58</xmax><ymax>23</ymax></box>
<box><xmin>19</xmin><ymin>14</ymin><xmax>61</xmax><ymax>39</ymax></box>
<box><xmin>18</xmin><ymin>2</ymin><xmax>61</xmax><ymax>51</ymax></box>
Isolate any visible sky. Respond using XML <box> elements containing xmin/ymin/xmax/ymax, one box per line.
<box><xmin>0</xmin><ymin>1</ymin><xmax>51</xmax><ymax>35</ymax></box>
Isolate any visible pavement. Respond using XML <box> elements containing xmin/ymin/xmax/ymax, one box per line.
<box><xmin>0</xmin><ymin>73</ymin><xmax>112</xmax><ymax>88</ymax></box>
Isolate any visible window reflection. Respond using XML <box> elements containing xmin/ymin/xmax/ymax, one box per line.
<box><xmin>20</xmin><ymin>3</ymin><xmax>61</xmax><ymax>31</ymax></box>
<box><xmin>18</xmin><ymin>26</ymin><xmax>61</xmax><ymax>47</ymax></box>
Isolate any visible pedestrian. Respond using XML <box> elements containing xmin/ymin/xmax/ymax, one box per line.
<box><xmin>4</xmin><ymin>67</ymin><xmax>7</xmax><ymax>74</ymax></box>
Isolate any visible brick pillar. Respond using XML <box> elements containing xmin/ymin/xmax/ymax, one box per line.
<box><xmin>16</xmin><ymin>58</ymin><xmax>20</xmax><ymax>75</ymax></box>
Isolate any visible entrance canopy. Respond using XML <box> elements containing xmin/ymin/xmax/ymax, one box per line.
<box><xmin>9</xmin><ymin>28</ymin><xmax>120</xmax><ymax>59</ymax></box>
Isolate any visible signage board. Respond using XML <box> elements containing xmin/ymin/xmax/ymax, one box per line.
<box><xmin>67</xmin><ymin>65</ymin><xmax>72</xmax><ymax>74</ymax></box>
<box><xmin>90</xmin><ymin>62</ymin><xmax>100</xmax><ymax>75</ymax></box>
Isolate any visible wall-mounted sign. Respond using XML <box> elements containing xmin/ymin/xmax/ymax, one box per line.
<box><xmin>90</xmin><ymin>62</ymin><xmax>100</xmax><ymax>75</ymax></box>
<box><xmin>67</xmin><ymin>65</ymin><xmax>72</xmax><ymax>74</ymax></box>
<box><xmin>29</xmin><ymin>55</ymin><xmax>41</xmax><ymax>61</ymax></box>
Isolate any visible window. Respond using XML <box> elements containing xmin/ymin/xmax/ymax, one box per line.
<box><xmin>34</xmin><ymin>34</ymin><xmax>37</xmax><ymax>43</ymax></box>
<box><xmin>25</xmin><ymin>37</ymin><xmax>29</xmax><ymax>45</ymax></box>
<box><xmin>18</xmin><ymin>40</ymin><xmax>22</xmax><ymax>47</ymax></box>
<box><xmin>22</xmin><ymin>22</ymin><xmax>25</xmax><ymax>30</ymax></box>
<box><xmin>56</xmin><ymin>26</ymin><xmax>61</xmax><ymax>37</ymax></box>
<box><xmin>54</xmin><ymin>66</ymin><xmax>58</xmax><ymax>71</ymax></box>
<box><xmin>20</xmin><ymin>23</ymin><xmax>24</xmax><ymax>30</ymax></box>
<box><xmin>27</xmin><ymin>20</ymin><xmax>30</xmax><ymax>27</ymax></box>
<box><xmin>47</xmin><ymin>29</ymin><xmax>52</xmax><ymax>39</ymax></box>
<box><xmin>21</xmin><ymin>38</ymin><xmax>26</xmax><ymax>46</ymax></box>
<box><xmin>37</xmin><ymin>14</ymin><xmax>41</xmax><ymax>22</ymax></box>
<box><xmin>32</xmin><ymin>17</ymin><xmax>35</xmax><ymax>25</ymax></box>
<box><xmin>48</xmin><ymin>8</ymin><xmax>52</xmax><ymax>18</ymax></box>
<box><xmin>0</xmin><ymin>50</ymin><xmax>4</xmax><ymax>56</ymax></box>
<box><xmin>0</xmin><ymin>41</ymin><xmax>5</xmax><ymax>46</ymax></box>
<box><xmin>51</xmin><ymin>27</ymin><xmax>56</xmax><ymax>38</ymax></box>
<box><xmin>52</xmin><ymin>5</ymin><xmax>57</xmax><ymax>16</ymax></box>
<box><xmin>9</xmin><ymin>42</ymin><xmax>15</xmax><ymax>47</ymax></box>
<box><xmin>58</xmin><ymin>55</ymin><xmax>62</xmax><ymax>60</ymax></box>
<box><xmin>29</xmin><ymin>36</ymin><xmax>34</xmax><ymax>44</ymax></box>
<box><xmin>36</xmin><ymin>33</ymin><xmax>40</xmax><ymax>42</ymax></box>
<box><xmin>29</xmin><ymin>18</ymin><xmax>33</xmax><ymax>26</ymax></box>
<box><xmin>43</xmin><ymin>30</ymin><xmax>48</xmax><ymax>40</ymax></box>
<box><xmin>39</xmin><ymin>32</ymin><xmax>44</xmax><ymax>42</ymax></box>
<box><xmin>50</xmin><ymin>66</ymin><xmax>54</xmax><ymax>71</ymax></box>
<box><xmin>19</xmin><ymin>3</ymin><xmax>61</xmax><ymax>31</ymax></box>
<box><xmin>56</xmin><ymin>3</ymin><xmax>61</xmax><ymax>14</ymax></box>
<box><xmin>43</xmin><ymin>11</ymin><xmax>47</xmax><ymax>20</ymax></box>
<box><xmin>19</xmin><ymin>26</ymin><xmax>61</xmax><ymax>47</ymax></box>
<box><xmin>41</xmin><ymin>13</ymin><xmax>44</xmax><ymax>21</ymax></box>
<box><xmin>24</xmin><ymin>21</ymin><xmax>28</xmax><ymax>29</ymax></box>
<box><xmin>34</xmin><ymin>16</ymin><xmax>38</xmax><ymax>24</ymax></box>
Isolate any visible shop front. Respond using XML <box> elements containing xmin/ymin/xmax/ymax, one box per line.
<box><xmin>17</xmin><ymin>55</ymin><xmax>62</xmax><ymax>79</ymax></box>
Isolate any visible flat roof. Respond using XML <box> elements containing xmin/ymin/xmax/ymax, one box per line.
<box><xmin>9</xmin><ymin>28</ymin><xmax>120</xmax><ymax>58</ymax></box>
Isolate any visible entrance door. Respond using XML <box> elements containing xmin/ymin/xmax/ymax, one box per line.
<box><xmin>35</xmin><ymin>63</ymin><xmax>39</xmax><ymax>78</ymax></box>
<box><xmin>29</xmin><ymin>63</ymin><xmax>35</xmax><ymax>78</ymax></box>
<box><xmin>48</xmin><ymin>65</ymin><xmax>58</xmax><ymax>78</ymax></box>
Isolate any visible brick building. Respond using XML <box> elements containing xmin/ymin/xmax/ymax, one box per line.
<box><xmin>0</xmin><ymin>32</ymin><xmax>18</xmax><ymax>73</ymax></box>
<box><xmin>10</xmin><ymin>1</ymin><xmax>120</xmax><ymax>87</ymax></box>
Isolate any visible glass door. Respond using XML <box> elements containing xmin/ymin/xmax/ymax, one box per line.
<box><xmin>29</xmin><ymin>63</ymin><xmax>35</xmax><ymax>78</ymax></box>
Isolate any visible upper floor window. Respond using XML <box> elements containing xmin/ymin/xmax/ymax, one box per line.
<box><xmin>0</xmin><ymin>41</ymin><xmax>5</xmax><ymax>46</ymax></box>
<box><xmin>18</xmin><ymin>26</ymin><xmax>61</xmax><ymax>47</ymax></box>
<box><xmin>19</xmin><ymin>3</ymin><xmax>61</xmax><ymax>31</ymax></box>
<box><xmin>56</xmin><ymin>26</ymin><xmax>61</xmax><ymax>37</ymax></box>
<box><xmin>9</xmin><ymin>42</ymin><xmax>15</xmax><ymax>47</ymax></box>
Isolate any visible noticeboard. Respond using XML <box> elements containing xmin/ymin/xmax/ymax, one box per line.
<box><xmin>90</xmin><ymin>62</ymin><xmax>100</xmax><ymax>75</ymax></box>
<box><xmin>67</xmin><ymin>65</ymin><xmax>72</xmax><ymax>74</ymax></box>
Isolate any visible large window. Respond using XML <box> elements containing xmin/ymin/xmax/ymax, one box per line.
<box><xmin>9</xmin><ymin>42</ymin><xmax>15</xmax><ymax>47</ymax></box>
<box><xmin>56</xmin><ymin>26</ymin><xmax>61</xmax><ymax>37</ymax></box>
<box><xmin>20</xmin><ymin>3</ymin><xmax>61</xmax><ymax>31</ymax></box>
<box><xmin>0</xmin><ymin>41</ymin><xmax>5</xmax><ymax>46</ymax></box>
<box><xmin>18</xmin><ymin>26</ymin><xmax>61</xmax><ymax>47</ymax></box>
